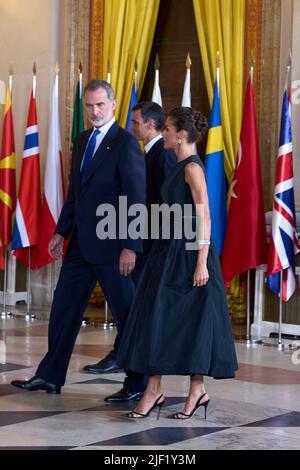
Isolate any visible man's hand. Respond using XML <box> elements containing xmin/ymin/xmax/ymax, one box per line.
<box><xmin>48</xmin><ymin>234</ymin><xmax>64</xmax><ymax>260</ymax></box>
<box><xmin>119</xmin><ymin>248</ymin><xmax>136</xmax><ymax>276</ymax></box>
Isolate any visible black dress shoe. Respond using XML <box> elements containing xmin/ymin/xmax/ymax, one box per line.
<box><xmin>11</xmin><ymin>376</ymin><xmax>61</xmax><ymax>394</ymax></box>
<box><xmin>83</xmin><ymin>357</ymin><xmax>123</xmax><ymax>374</ymax></box>
<box><xmin>104</xmin><ymin>387</ymin><xmax>144</xmax><ymax>402</ymax></box>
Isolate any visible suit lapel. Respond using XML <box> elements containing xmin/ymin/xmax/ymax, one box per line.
<box><xmin>74</xmin><ymin>129</ymin><xmax>92</xmax><ymax>194</ymax></box>
<box><xmin>146</xmin><ymin>138</ymin><xmax>163</xmax><ymax>165</ymax></box>
<box><xmin>81</xmin><ymin>121</ymin><xmax>120</xmax><ymax>187</ymax></box>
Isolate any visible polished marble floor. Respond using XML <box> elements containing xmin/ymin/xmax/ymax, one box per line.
<box><xmin>1</xmin><ymin>312</ymin><xmax>300</xmax><ymax>451</ymax></box>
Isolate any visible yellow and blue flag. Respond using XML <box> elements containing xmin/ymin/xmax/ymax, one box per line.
<box><xmin>205</xmin><ymin>80</ymin><xmax>227</xmax><ymax>255</ymax></box>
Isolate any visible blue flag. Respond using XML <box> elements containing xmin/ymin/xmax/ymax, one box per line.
<box><xmin>205</xmin><ymin>80</ymin><xmax>227</xmax><ymax>256</ymax></box>
<box><xmin>125</xmin><ymin>82</ymin><xmax>138</xmax><ymax>133</ymax></box>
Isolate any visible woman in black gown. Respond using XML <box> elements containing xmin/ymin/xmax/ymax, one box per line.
<box><xmin>117</xmin><ymin>107</ymin><xmax>238</xmax><ymax>419</ymax></box>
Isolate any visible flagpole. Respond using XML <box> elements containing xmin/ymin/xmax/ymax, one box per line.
<box><xmin>51</xmin><ymin>63</ymin><xmax>59</xmax><ymax>303</ymax></box>
<box><xmin>26</xmin><ymin>248</ymin><xmax>35</xmax><ymax>320</ymax></box>
<box><xmin>245</xmin><ymin>51</ymin><xmax>261</xmax><ymax>345</ymax></box>
<box><xmin>134</xmin><ymin>59</ymin><xmax>138</xmax><ymax>91</ymax></box>
<box><xmin>33</xmin><ymin>62</ymin><xmax>37</xmax><ymax>99</ymax></box>
<box><xmin>152</xmin><ymin>53</ymin><xmax>162</xmax><ymax>106</ymax></box>
<box><xmin>1</xmin><ymin>67</ymin><xmax>15</xmax><ymax>318</ymax></box>
<box><xmin>102</xmin><ymin>299</ymin><xmax>114</xmax><ymax>330</ymax></box>
<box><xmin>50</xmin><ymin>263</ymin><xmax>55</xmax><ymax>301</ymax></box>
<box><xmin>216</xmin><ymin>52</ymin><xmax>220</xmax><ymax>94</ymax></box>
<box><xmin>107</xmin><ymin>61</ymin><xmax>111</xmax><ymax>84</ymax></box>
<box><xmin>277</xmin><ymin>270</ymin><xmax>284</xmax><ymax>349</ymax></box>
<box><xmin>276</xmin><ymin>55</ymin><xmax>291</xmax><ymax>351</ymax></box>
<box><xmin>263</xmin><ymin>53</ymin><xmax>298</xmax><ymax>350</ymax></box>
<box><xmin>24</xmin><ymin>66</ymin><xmax>38</xmax><ymax>320</ymax></box>
<box><xmin>245</xmin><ymin>270</ymin><xmax>251</xmax><ymax>341</ymax></box>
<box><xmin>79</xmin><ymin>61</ymin><xmax>83</xmax><ymax>99</ymax></box>
<box><xmin>9</xmin><ymin>65</ymin><xmax>13</xmax><ymax>95</ymax></box>
<box><xmin>1</xmin><ymin>250</ymin><xmax>9</xmax><ymax>317</ymax></box>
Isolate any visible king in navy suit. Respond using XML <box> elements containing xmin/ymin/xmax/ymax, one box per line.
<box><xmin>11</xmin><ymin>80</ymin><xmax>147</xmax><ymax>401</ymax></box>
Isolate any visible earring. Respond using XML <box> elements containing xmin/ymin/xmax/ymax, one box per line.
<box><xmin>177</xmin><ymin>139</ymin><xmax>182</xmax><ymax>144</ymax></box>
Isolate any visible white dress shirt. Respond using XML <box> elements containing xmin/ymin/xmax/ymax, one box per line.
<box><xmin>80</xmin><ymin>117</ymin><xmax>116</xmax><ymax>171</ymax></box>
<box><xmin>144</xmin><ymin>134</ymin><xmax>163</xmax><ymax>154</ymax></box>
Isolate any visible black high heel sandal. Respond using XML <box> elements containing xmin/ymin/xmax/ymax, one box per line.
<box><xmin>127</xmin><ymin>394</ymin><xmax>165</xmax><ymax>420</ymax></box>
<box><xmin>169</xmin><ymin>393</ymin><xmax>210</xmax><ymax>420</ymax></box>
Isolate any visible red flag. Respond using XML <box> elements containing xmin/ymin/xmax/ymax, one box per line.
<box><xmin>0</xmin><ymin>86</ymin><xmax>16</xmax><ymax>270</ymax></box>
<box><xmin>11</xmin><ymin>90</ymin><xmax>41</xmax><ymax>269</ymax></box>
<box><xmin>0</xmin><ymin>247</ymin><xmax>5</xmax><ymax>270</ymax></box>
<box><xmin>221</xmin><ymin>78</ymin><xmax>267</xmax><ymax>286</ymax></box>
<box><xmin>37</xmin><ymin>73</ymin><xmax>65</xmax><ymax>268</ymax></box>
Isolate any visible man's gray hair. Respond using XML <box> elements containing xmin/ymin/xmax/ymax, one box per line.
<box><xmin>84</xmin><ymin>80</ymin><xmax>115</xmax><ymax>101</ymax></box>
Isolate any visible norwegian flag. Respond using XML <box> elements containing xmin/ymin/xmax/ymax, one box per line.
<box><xmin>266</xmin><ymin>87</ymin><xmax>300</xmax><ymax>301</ymax></box>
<box><xmin>11</xmin><ymin>90</ymin><xmax>41</xmax><ymax>268</ymax></box>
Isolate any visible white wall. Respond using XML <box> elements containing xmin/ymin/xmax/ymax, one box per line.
<box><xmin>0</xmin><ymin>0</ymin><xmax>66</xmax><ymax>184</ymax></box>
<box><xmin>0</xmin><ymin>0</ymin><xmax>66</xmax><ymax>305</ymax></box>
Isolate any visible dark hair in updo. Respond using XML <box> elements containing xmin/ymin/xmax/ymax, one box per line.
<box><xmin>167</xmin><ymin>107</ymin><xmax>208</xmax><ymax>144</ymax></box>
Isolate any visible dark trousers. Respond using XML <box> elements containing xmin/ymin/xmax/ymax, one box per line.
<box><xmin>36</xmin><ymin>238</ymin><xmax>147</xmax><ymax>392</ymax></box>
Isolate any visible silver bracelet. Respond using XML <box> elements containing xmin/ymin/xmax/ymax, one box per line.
<box><xmin>197</xmin><ymin>240</ymin><xmax>210</xmax><ymax>246</ymax></box>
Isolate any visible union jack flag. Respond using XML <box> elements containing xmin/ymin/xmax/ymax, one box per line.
<box><xmin>266</xmin><ymin>86</ymin><xmax>300</xmax><ymax>301</ymax></box>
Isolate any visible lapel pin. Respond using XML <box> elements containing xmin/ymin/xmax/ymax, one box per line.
<box><xmin>106</xmin><ymin>146</ymin><xmax>110</xmax><ymax>150</ymax></box>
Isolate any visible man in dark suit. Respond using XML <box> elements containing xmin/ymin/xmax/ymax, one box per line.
<box><xmin>130</xmin><ymin>101</ymin><xmax>177</xmax><ymax>281</ymax></box>
<box><xmin>11</xmin><ymin>80</ymin><xmax>147</xmax><ymax>402</ymax></box>
<box><xmin>83</xmin><ymin>102</ymin><xmax>177</xmax><ymax>377</ymax></box>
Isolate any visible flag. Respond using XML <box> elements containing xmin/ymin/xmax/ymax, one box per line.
<box><xmin>0</xmin><ymin>86</ymin><xmax>16</xmax><ymax>269</ymax></box>
<box><xmin>266</xmin><ymin>86</ymin><xmax>300</xmax><ymax>301</ymax></box>
<box><xmin>152</xmin><ymin>69</ymin><xmax>162</xmax><ymax>106</ymax></box>
<box><xmin>221</xmin><ymin>78</ymin><xmax>267</xmax><ymax>285</ymax></box>
<box><xmin>205</xmin><ymin>79</ymin><xmax>227</xmax><ymax>255</ymax></box>
<box><xmin>11</xmin><ymin>90</ymin><xmax>41</xmax><ymax>269</ymax></box>
<box><xmin>71</xmin><ymin>79</ymin><xmax>85</xmax><ymax>143</ymax></box>
<box><xmin>38</xmin><ymin>73</ymin><xmax>65</xmax><ymax>268</ymax></box>
<box><xmin>125</xmin><ymin>80</ymin><xmax>138</xmax><ymax>133</ymax></box>
<box><xmin>181</xmin><ymin>67</ymin><xmax>191</xmax><ymax>107</ymax></box>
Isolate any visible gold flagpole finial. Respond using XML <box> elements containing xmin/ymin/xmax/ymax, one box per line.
<box><xmin>216</xmin><ymin>51</ymin><xmax>221</xmax><ymax>68</ymax></box>
<box><xmin>250</xmin><ymin>49</ymin><xmax>255</xmax><ymax>67</ymax></box>
<box><xmin>134</xmin><ymin>59</ymin><xmax>138</xmax><ymax>73</ymax></box>
<box><xmin>8</xmin><ymin>64</ymin><xmax>13</xmax><ymax>95</ymax></box>
<box><xmin>285</xmin><ymin>50</ymin><xmax>292</xmax><ymax>89</ymax></box>
<box><xmin>79</xmin><ymin>61</ymin><xmax>83</xmax><ymax>74</ymax></box>
<box><xmin>154</xmin><ymin>53</ymin><xmax>160</xmax><ymax>70</ymax></box>
<box><xmin>288</xmin><ymin>49</ymin><xmax>292</xmax><ymax>68</ymax></box>
<box><xmin>32</xmin><ymin>62</ymin><xmax>37</xmax><ymax>98</ymax></box>
<box><xmin>107</xmin><ymin>60</ymin><xmax>110</xmax><ymax>74</ymax></box>
<box><xmin>186</xmin><ymin>52</ymin><xmax>192</xmax><ymax>69</ymax></box>
<box><xmin>250</xmin><ymin>49</ymin><xmax>255</xmax><ymax>84</ymax></box>
<box><xmin>55</xmin><ymin>62</ymin><xmax>60</xmax><ymax>75</ymax></box>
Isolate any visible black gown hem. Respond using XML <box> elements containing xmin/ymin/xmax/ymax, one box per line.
<box><xmin>122</xmin><ymin>366</ymin><xmax>238</xmax><ymax>379</ymax></box>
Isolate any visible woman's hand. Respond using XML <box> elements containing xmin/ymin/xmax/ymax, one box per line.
<box><xmin>193</xmin><ymin>263</ymin><xmax>209</xmax><ymax>287</ymax></box>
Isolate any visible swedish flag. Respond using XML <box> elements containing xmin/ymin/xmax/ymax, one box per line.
<box><xmin>205</xmin><ymin>80</ymin><xmax>227</xmax><ymax>256</ymax></box>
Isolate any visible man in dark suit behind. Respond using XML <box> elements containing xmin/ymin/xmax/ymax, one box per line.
<box><xmin>84</xmin><ymin>102</ymin><xmax>177</xmax><ymax>378</ymax></box>
<box><xmin>11</xmin><ymin>80</ymin><xmax>147</xmax><ymax>402</ymax></box>
<box><xmin>131</xmin><ymin>101</ymin><xmax>177</xmax><ymax>281</ymax></box>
